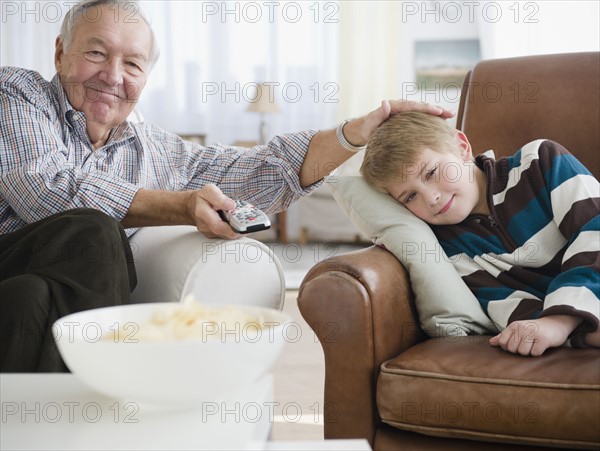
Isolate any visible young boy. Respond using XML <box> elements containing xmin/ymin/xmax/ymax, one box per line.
<box><xmin>361</xmin><ymin>112</ymin><xmax>599</xmax><ymax>356</ymax></box>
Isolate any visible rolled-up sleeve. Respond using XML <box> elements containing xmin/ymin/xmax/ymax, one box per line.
<box><xmin>181</xmin><ymin>129</ymin><xmax>321</xmax><ymax>213</ymax></box>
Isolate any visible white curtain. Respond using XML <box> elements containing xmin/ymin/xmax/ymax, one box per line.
<box><xmin>0</xmin><ymin>0</ymin><xmax>339</xmax><ymax>146</ymax></box>
<box><xmin>477</xmin><ymin>1</ymin><xmax>600</xmax><ymax>59</ymax></box>
<box><xmin>137</xmin><ymin>0</ymin><xmax>339</xmax><ymax>144</ymax></box>
<box><xmin>0</xmin><ymin>1</ymin><xmax>59</xmax><ymax>79</ymax></box>
<box><xmin>1</xmin><ymin>1</ymin><xmax>598</xmax><ymax>146</ymax></box>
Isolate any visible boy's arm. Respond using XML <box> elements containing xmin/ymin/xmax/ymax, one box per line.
<box><xmin>489</xmin><ymin>315</ymin><xmax>584</xmax><ymax>356</ymax></box>
<box><xmin>490</xmin><ymin>140</ymin><xmax>599</xmax><ymax>356</ymax></box>
<box><xmin>535</xmin><ymin>141</ymin><xmax>599</xmax><ymax>344</ymax></box>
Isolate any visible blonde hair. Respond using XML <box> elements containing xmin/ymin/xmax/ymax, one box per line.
<box><xmin>361</xmin><ymin>112</ymin><xmax>458</xmax><ymax>192</ymax></box>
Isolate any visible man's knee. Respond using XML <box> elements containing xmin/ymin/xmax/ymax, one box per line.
<box><xmin>0</xmin><ymin>274</ymin><xmax>51</xmax><ymax>317</ymax></box>
<box><xmin>49</xmin><ymin>209</ymin><xmax>136</xmax><ymax>291</ymax></box>
<box><xmin>0</xmin><ymin>275</ymin><xmax>52</xmax><ymax>343</ymax></box>
<box><xmin>61</xmin><ymin>208</ymin><xmax>122</xmax><ymax>237</ymax></box>
<box><xmin>50</xmin><ymin>208</ymin><xmax>130</xmax><ymax>260</ymax></box>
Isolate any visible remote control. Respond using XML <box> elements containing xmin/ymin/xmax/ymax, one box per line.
<box><xmin>218</xmin><ymin>200</ymin><xmax>271</xmax><ymax>234</ymax></box>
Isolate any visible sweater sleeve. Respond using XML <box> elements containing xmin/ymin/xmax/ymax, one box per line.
<box><xmin>536</xmin><ymin>141</ymin><xmax>600</xmax><ymax>342</ymax></box>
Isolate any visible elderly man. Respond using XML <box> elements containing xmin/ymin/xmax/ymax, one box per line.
<box><xmin>0</xmin><ymin>0</ymin><xmax>453</xmax><ymax>371</ymax></box>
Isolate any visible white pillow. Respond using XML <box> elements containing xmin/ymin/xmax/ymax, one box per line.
<box><xmin>326</xmin><ymin>173</ymin><xmax>497</xmax><ymax>337</ymax></box>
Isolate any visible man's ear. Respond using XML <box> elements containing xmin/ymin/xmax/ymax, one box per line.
<box><xmin>455</xmin><ymin>131</ymin><xmax>473</xmax><ymax>161</ymax></box>
<box><xmin>54</xmin><ymin>36</ymin><xmax>64</xmax><ymax>73</ymax></box>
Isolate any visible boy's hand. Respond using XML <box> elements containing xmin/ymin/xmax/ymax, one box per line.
<box><xmin>489</xmin><ymin>315</ymin><xmax>583</xmax><ymax>356</ymax></box>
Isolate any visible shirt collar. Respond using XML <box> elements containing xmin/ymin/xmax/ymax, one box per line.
<box><xmin>51</xmin><ymin>73</ymin><xmax>136</xmax><ymax>146</ymax></box>
<box><xmin>52</xmin><ymin>73</ymin><xmax>83</xmax><ymax>127</ymax></box>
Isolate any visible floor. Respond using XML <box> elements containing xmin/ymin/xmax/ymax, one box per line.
<box><xmin>265</xmin><ymin>243</ymin><xmax>368</xmax><ymax>441</ymax></box>
<box><xmin>271</xmin><ymin>289</ymin><xmax>325</xmax><ymax>440</ymax></box>
<box><xmin>269</xmin><ymin>243</ymin><xmax>368</xmax><ymax>289</ymax></box>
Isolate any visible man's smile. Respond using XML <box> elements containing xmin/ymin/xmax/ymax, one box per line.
<box><xmin>85</xmin><ymin>85</ymin><xmax>123</xmax><ymax>101</ymax></box>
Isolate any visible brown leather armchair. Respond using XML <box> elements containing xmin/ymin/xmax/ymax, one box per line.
<box><xmin>298</xmin><ymin>52</ymin><xmax>600</xmax><ymax>450</ymax></box>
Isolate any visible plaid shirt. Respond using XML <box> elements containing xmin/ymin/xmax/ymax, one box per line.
<box><xmin>0</xmin><ymin>67</ymin><xmax>319</xmax><ymax>236</ymax></box>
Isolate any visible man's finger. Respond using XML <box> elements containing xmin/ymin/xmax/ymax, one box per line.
<box><xmin>193</xmin><ymin>185</ymin><xmax>240</xmax><ymax>239</ymax></box>
<box><xmin>197</xmin><ymin>206</ymin><xmax>239</xmax><ymax>239</ymax></box>
<box><xmin>198</xmin><ymin>184</ymin><xmax>236</xmax><ymax>211</ymax></box>
<box><xmin>388</xmin><ymin>99</ymin><xmax>455</xmax><ymax>118</ymax></box>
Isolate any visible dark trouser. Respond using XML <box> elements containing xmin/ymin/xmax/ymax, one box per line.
<box><xmin>0</xmin><ymin>209</ymin><xmax>136</xmax><ymax>372</ymax></box>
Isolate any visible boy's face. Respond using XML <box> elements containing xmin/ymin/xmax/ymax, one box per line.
<box><xmin>386</xmin><ymin>132</ymin><xmax>488</xmax><ymax>225</ymax></box>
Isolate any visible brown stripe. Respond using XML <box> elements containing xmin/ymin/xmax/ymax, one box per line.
<box><xmin>491</xmin><ymin>141</ymin><xmax>569</xmax><ymax>224</ymax></box>
<box><xmin>507</xmin><ymin>298</ymin><xmax>543</xmax><ymax>323</ymax></box>
<box><xmin>434</xmin><ymin>217</ymin><xmax>501</xmax><ymax>244</ymax></box>
<box><xmin>463</xmin><ymin>269</ymin><xmax>505</xmax><ymax>290</ymax></box>
<box><xmin>559</xmin><ymin>197</ymin><xmax>600</xmax><ymax>238</ymax></box>
<box><xmin>498</xmin><ymin>268</ymin><xmax>548</xmax><ymax>296</ymax></box>
<box><xmin>496</xmin><ymin>160</ymin><xmax>544</xmax><ymax>221</ymax></box>
<box><xmin>488</xmin><ymin>156</ymin><xmax>510</xmax><ymax>195</ymax></box>
<box><xmin>539</xmin><ymin>305</ymin><xmax>600</xmax><ymax>334</ymax></box>
<box><xmin>563</xmin><ymin>250</ymin><xmax>600</xmax><ymax>272</ymax></box>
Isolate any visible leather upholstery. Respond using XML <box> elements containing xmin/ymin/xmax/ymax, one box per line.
<box><xmin>298</xmin><ymin>52</ymin><xmax>600</xmax><ymax>450</ymax></box>
<box><xmin>457</xmin><ymin>52</ymin><xmax>600</xmax><ymax>179</ymax></box>
<box><xmin>379</xmin><ymin>337</ymin><xmax>600</xmax><ymax>448</ymax></box>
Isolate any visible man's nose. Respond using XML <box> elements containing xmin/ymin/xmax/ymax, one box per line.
<box><xmin>99</xmin><ymin>59</ymin><xmax>124</xmax><ymax>86</ymax></box>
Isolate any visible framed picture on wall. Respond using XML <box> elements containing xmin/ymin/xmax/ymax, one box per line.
<box><xmin>415</xmin><ymin>39</ymin><xmax>481</xmax><ymax>90</ymax></box>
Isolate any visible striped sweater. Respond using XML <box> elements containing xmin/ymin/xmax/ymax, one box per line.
<box><xmin>432</xmin><ymin>140</ymin><xmax>599</xmax><ymax>343</ymax></box>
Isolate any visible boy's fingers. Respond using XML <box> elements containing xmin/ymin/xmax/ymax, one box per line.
<box><xmin>517</xmin><ymin>339</ymin><xmax>535</xmax><ymax>356</ymax></box>
<box><xmin>529</xmin><ymin>340</ymin><xmax>547</xmax><ymax>357</ymax></box>
<box><xmin>506</xmin><ymin>332</ymin><xmax>522</xmax><ymax>354</ymax></box>
<box><xmin>489</xmin><ymin>334</ymin><xmax>501</xmax><ymax>346</ymax></box>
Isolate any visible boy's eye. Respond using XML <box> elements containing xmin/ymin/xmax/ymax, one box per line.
<box><xmin>425</xmin><ymin>166</ymin><xmax>437</xmax><ymax>180</ymax></box>
<box><xmin>405</xmin><ymin>193</ymin><xmax>416</xmax><ymax>204</ymax></box>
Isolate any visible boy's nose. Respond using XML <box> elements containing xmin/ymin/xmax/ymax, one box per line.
<box><xmin>426</xmin><ymin>189</ymin><xmax>441</xmax><ymax>206</ymax></box>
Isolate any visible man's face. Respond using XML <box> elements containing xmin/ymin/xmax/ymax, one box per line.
<box><xmin>386</xmin><ymin>134</ymin><xmax>486</xmax><ymax>225</ymax></box>
<box><xmin>55</xmin><ymin>4</ymin><xmax>152</xmax><ymax>130</ymax></box>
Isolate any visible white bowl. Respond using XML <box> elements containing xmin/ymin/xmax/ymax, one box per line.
<box><xmin>52</xmin><ymin>303</ymin><xmax>291</xmax><ymax>407</ymax></box>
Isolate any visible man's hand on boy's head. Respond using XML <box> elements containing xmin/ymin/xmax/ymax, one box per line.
<box><xmin>346</xmin><ymin>100</ymin><xmax>455</xmax><ymax>148</ymax></box>
<box><xmin>489</xmin><ymin>315</ymin><xmax>584</xmax><ymax>356</ymax></box>
<box><xmin>388</xmin><ymin>99</ymin><xmax>455</xmax><ymax>119</ymax></box>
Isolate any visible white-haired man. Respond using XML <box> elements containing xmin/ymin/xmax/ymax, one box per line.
<box><xmin>0</xmin><ymin>0</ymin><xmax>453</xmax><ymax>371</ymax></box>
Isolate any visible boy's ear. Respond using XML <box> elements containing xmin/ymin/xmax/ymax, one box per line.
<box><xmin>455</xmin><ymin>131</ymin><xmax>473</xmax><ymax>160</ymax></box>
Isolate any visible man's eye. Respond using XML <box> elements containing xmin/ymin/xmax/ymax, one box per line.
<box><xmin>127</xmin><ymin>62</ymin><xmax>141</xmax><ymax>70</ymax></box>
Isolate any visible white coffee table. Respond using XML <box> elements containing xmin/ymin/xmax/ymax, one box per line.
<box><xmin>1</xmin><ymin>373</ymin><xmax>273</xmax><ymax>450</ymax></box>
<box><xmin>264</xmin><ymin>440</ymin><xmax>371</xmax><ymax>450</ymax></box>
<box><xmin>1</xmin><ymin>374</ymin><xmax>371</xmax><ymax>450</ymax></box>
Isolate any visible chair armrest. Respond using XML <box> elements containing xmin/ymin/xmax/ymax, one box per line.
<box><xmin>129</xmin><ymin>226</ymin><xmax>285</xmax><ymax>309</ymax></box>
<box><xmin>297</xmin><ymin>245</ymin><xmax>426</xmax><ymax>444</ymax></box>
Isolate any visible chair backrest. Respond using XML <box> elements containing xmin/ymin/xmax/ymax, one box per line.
<box><xmin>456</xmin><ymin>52</ymin><xmax>600</xmax><ymax>179</ymax></box>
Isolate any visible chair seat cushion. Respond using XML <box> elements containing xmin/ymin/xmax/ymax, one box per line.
<box><xmin>377</xmin><ymin>336</ymin><xmax>600</xmax><ymax>449</ymax></box>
